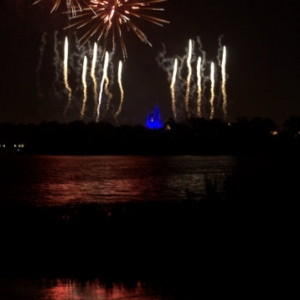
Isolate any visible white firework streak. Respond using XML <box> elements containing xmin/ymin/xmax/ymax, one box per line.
<box><xmin>90</xmin><ymin>42</ymin><xmax>98</xmax><ymax>118</ymax></box>
<box><xmin>196</xmin><ymin>56</ymin><xmax>202</xmax><ymax>118</ymax></box>
<box><xmin>104</xmin><ymin>63</ymin><xmax>113</xmax><ymax>117</ymax></box>
<box><xmin>80</xmin><ymin>55</ymin><xmax>88</xmax><ymax>120</ymax></box>
<box><xmin>63</xmin><ymin>37</ymin><xmax>73</xmax><ymax>116</ymax></box>
<box><xmin>185</xmin><ymin>39</ymin><xmax>193</xmax><ymax>118</ymax></box>
<box><xmin>221</xmin><ymin>46</ymin><xmax>227</xmax><ymax>120</ymax></box>
<box><xmin>114</xmin><ymin>61</ymin><xmax>124</xmax><ymax>122</ymax></box>
<box><xmin>210</xmin><ymin>62</ymin><xmax>215</xmax><ymax>119</ymax></box>
<box><xmin>96</xmin><ymin>51</ymin><xmax>109</xmax><ymax>122</ymax></box>
<box><xmin>170</xmin><ymin>58</ymin><xmax>178</xmax><ymax>122</ymax></box>
<box><xmin>33</xmin><ymin>0</ymin><xmax>59</xmax><ymax>13</ymax></box>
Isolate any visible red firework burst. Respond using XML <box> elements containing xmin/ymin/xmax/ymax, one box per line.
<box><xmin>33</xmin><ymin>0</ymin><xmax>86</xmax><ymax>14</ymax></box>
<box><xmin>65</xmin><ymin>0</ymin><xmax>170</xmax><ymax>59</ymax></box>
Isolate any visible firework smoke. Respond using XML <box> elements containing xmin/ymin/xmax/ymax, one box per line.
<box><xmin>36</xmin><ymin>32</ymin><xmax>48</xmax><ymax>98</ymax></box>
<box><xmin>104</xmin><ymin>67</ymin><xmax>114</xmax><ymax>117</ymax></box>
<box><xmin>36</xmin><ymin>33</ymin><xmax>127</xmax><ymax>123</ymax></box>
<box><xmin>157</xmin><ymin>36</ymin><xmax>228</xmax><ymax>122</ymax></box>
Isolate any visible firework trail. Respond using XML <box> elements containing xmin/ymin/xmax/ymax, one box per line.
<box><xmin>221</xmin><ymin>46</ymin><xmax>227</xmax><ymax>120</ymax></box>
<box><xmin>33</xmin><ymin>0</ymin><xmax>85</xmax><ymax>14</ymax></box>
<box><xmin>157</xmin><ymin>39</ymin><xmax>204</xmax><ymax>121</ymax></box>
<box><xmin>65</xmin><ymin>0</ymin><xmax>170</xmax><ymax>59</ymax></box>
<box><xmin>33</xmin><ymin>0</ymin><xmax>60</xmax><ymax>13</ymax></box>
<box><xmin>90</xmin><ymin>42</ymin><xmax>98</xmax><ymax>117</ymax></box>
<box><xmin>170</xmin><ymin>58</ymin><xmax>178</xmax><ymax>122</ymax></box>
<box><xmin>96</xmin><ymin>51</ymin><xmax>109</xmax><ymax>122</ymax></box>
<box><xmin>63</xmin><ymin>36</ymin><xmax>73</xmax><ymax>117</ymax></box>
<box><xmin>114</xmin><ymin>60</ymin><xmax>124</xmax><ymax>123</ymax></box>
<box><xmin>196</xmin><ymin>56</ymin><xmax>202</xmax><ymax>118</ymax></box>
<box><xmin>185</xmin><ymin>39</ymin><xmax>193</xmax><ymax>118</ymax></box>
<box><xmin>157</xmin><ymin>36</ymin><xmax>228</xmax><ymax>121</ymax></box>
<box><xmin>80</xmin><ymin>55</ymin><xmax>88</xmax><ymax>119</ymax></box>
<box><xmin>104</xmin><ymin>61</ymin><xmax>114</xmax><ymax>118</ymax></box>
<box><xmin>209</xmin><ymin>62</ymin><xmax>215</xmax><ymax>119</ymax></box>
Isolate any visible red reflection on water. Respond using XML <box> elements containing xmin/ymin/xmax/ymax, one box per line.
<box><xmin>43</xmin><ymin>279</ymin><xmax>158</xmax><ymax>300</ymax></box>
<box><xmin>37</xmin><ymin>155</ymin><xmax>165</xmax><ymax>205</ymax></box>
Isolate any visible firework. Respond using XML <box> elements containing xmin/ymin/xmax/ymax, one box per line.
<box><xmin>185</xmin><ymin>39</ymin><xmax>193</xmax><ymax>118</ymax></box>
<box><xmin>80</xmin><ymin>55</ymin><xmax>88</xmax><ymax>119</ymax></box>
<box><xmin>114</xmin><ymin>60</ymin><xmax>124</xmax><ymax>122</ymax></box>
<box><xmin>90</xmin><ymin>42</ymin><xmax>99</xmax><ymax>117</ymax></box>
<box><xmin>63</xmin><ymin>37</ymin><xmax>73</xmax><ymax>117</ymax></box>
<box><xmin>158</xmin><ymin>37</ymin><xmax>229</xmax><ymax>122</ymax></box>
<box><xmin>96</xmin><ymin>51</ymin><xmax>110</xmax><ymax>122</ymax></box>
<box><xmin>221</xmin><ymin>46</ymin><xmax>227</xmax><ymax>120</ymax></box>
<box><xmin>33</xmin><ymin>0</ymin><xmax>86</xmax><ymax>14</ymax></box>
<box><xmin>170</xmin><ymin>58</ymin><xmax>178</xmax><ymax>122</ymax></box>
<box><xmin>196</xmin><ymin>56</ymin><xmax>202</xmax><ymax>118</ymax></box>
<box><xmin>209</xmin><ymin>62</ymin><xmax>215</xmax><ymax>120</ymax></box>
<box><xmin>65</xmin><ymin>0</ymin><xmax>170</xmax><ymax>59</ymax></box>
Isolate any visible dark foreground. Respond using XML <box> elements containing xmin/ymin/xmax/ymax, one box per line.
<box><xmin>0</xmin><ymin>170</ymin><xmax>296</xmax><ymax>298</ymax></box>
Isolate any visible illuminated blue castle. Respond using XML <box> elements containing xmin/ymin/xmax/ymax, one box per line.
<box><xmin>146</xmin><ymin>105</ymin><xmax>163</xmax><ymax>130</ymax></box>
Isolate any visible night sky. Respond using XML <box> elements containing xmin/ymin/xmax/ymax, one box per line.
<box><xmin>0</xmin><ymin>0</ymin><xmax>299</xmax><ymax>127</ymax></box>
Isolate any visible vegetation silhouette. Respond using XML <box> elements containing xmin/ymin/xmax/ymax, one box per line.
<box><xmin>1</xmin><ymin>115</ymin><xmax>300</xmax><ymax>155</ymax></box>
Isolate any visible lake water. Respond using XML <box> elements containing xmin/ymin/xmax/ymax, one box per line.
<box><xmin>0</xmin><ymin>155</ymin><xmax>242</xmax><ymax>206</ymax></box>
<box><xmin>0</xmin><ymin>154</ymin><xmax>297</xmax><ymax>299</ymax></box>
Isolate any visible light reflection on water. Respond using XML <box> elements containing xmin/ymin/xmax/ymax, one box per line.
<box><xmin>0</xmin><ymin>155</ymin><xmax>240</xmax><ymax>206</ymax></box>
<box><xmin>0</xmin><ymin>154</ymin><xmax>296</xmax><ymax>299</ymax></box>
<box><xmin>0</xmin><ymin>278</ymin><xmax>161</xmax><ymax>300</ymax></box>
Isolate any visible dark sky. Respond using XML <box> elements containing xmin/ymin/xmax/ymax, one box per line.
<box><xmin>0</xmin><ymin>0</ymin><xmax>299</xmax><ymax>126</ymax></box>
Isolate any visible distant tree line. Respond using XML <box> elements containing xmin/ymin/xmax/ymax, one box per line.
<box><xmin>1</xmin><ymin>115</ymin><xmax>300</xmax><ymax>155</ymax></box>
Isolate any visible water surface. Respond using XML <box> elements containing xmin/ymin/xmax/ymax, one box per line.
<box><xmin>0</xmin><ymin>155</ymin><xmax>241</xmax><ymax>206</ymax></box>
<box><xmin>0</xmin><ymin>154</ymin><xmax>296</xmax><ymax>299</ymax></box>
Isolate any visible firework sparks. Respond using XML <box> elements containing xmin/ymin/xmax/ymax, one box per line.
<box><xmin>170</xmin><ymin>58</ymin><xmax>178</xmax><ymax>122</ymax></box>
<box><xmin>158</xmin><ymin>37</ymin><xmax>229</xmax><ymax>121</ymax></box>
<box><xmin>65</xmin><ymin>0</ymin><xmax>170</xmax><ymax>59</ymax></box>
<box><xmin>209</xmin><ymin>62</ymin><xmax>215</xmax><ymax>120</ymax></box>
<box><xmin>221</xmin><ymin>46</ymin><xmax>227</xmax><ymax>120</ymax></box>
<box><xmin>90</xmin><ymin>42</ymin><xmax>99</xmax><ymax>117</ymax></box>
<box><xmin>104</xmin><ymin>62</ymin><xmax>113</xmax><ymax>118</ymax></box>
<box><xmin>114</xmin><ymin>60</ymin><xmax>124</xmax><ymax>122</ymax></box>
<box><xmin>33</xmin><ymin>0</ymin><xmax>85</xmax><ymax>14</ymax></box>
<box><xmin>80</xmin><ymin>55</ymin><xmax>88</xmax><ymax>119</ymax></box>
<box><xmin>196</xmin><ymin>56</ymin><xmax>202</xmax><ymax>118</ymax></box>
<box><xmin>185</xmin><ymin>39</ymin><xmax>193</xmax><ymax>118</ymax></box>
<box><xmin>63</xmin><ymin>37</ymin><xmax>73</xmax><ymax>117</ymax></box>
<box><xmin>96</xmin><ymin>51</ymin><xmax>109</xmax><ymax>122</ymax></box>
